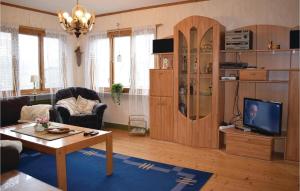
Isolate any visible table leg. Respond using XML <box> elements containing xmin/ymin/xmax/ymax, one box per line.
<box><xmin>106</xmin><ymin>133</ymin><xmax>113</xmax><ymax>176</ymax></box>
<box><xmin>56</xmin><ymin>150</ymin><xmax>67</xmax><ymax>191</ymax></box>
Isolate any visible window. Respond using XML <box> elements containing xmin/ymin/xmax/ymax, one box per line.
<box><xmin>92</xmin><ymin>28</ymin><xmax>155</xmax><ymax>92</ymax></box>
<box><xmin>0</xmin><ymin>32</ymin><xmax>13</xmax><ymax>91</ymax></box>
<box><xmin>44</xmin><ymin>37</ymin><xmax>60</xmax><ymax>88</ymax></box>
<box><xmin>113</xmin><ymin>36</ymin><xmax>131</xmax><ymax>88</ymax></box>
<box><xmin>93</xmin><ymin>38</ymin><xmax>110</xmax><ymax>88</ymax></box>
<box><xmin>0</xmin><ymin>26</ymin><xmax>66</xmax><ymax>95</ymax></box>
<box><xmin>18</xmin><ymin>34</ymin><xmax>40</xmax><ymax>90</ymax></box>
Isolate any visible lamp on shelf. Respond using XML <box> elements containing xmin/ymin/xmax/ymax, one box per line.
<box><xmin>30</xmin><ymin>75</ymin><xmax>39</xmax><ymax>94</ymax></box>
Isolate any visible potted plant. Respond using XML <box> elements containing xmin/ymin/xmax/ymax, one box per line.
<box><xmin>111</xmin><ymin>83</ymin><xmax>123</xmax><ymax>105</ymax></box>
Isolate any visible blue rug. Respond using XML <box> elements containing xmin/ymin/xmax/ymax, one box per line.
<box><xmin>19</xmin><ymin>148</ymin><xmax>212</xmax><ymax>191</ymax></box>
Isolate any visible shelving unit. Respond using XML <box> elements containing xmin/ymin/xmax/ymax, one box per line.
<box><xmin>173</xmin><ymin>16</ymin><xmax>224</xmax><ymax>148</ymax></box>
<box><xmin>219</xmin><ymin>25</ymin><xmax>299</xmax><ymax>161</ymax></box>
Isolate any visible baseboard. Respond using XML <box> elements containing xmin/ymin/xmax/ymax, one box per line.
<box><xmin>103</xmin><ymin>122</ymin><xmax>128</xmax><ymax>131</ymax></box>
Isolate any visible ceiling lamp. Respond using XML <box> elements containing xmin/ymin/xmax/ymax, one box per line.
<box><xmin>58</xmin><ymin>0</ymin><xmax>95</xmax><ymax>38</ymax></box>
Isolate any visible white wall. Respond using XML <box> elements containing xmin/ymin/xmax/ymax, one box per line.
<box><xmin>1</xmin><ymin>0</ymin><xmax>299</xmax><ymax>125</ymax></box>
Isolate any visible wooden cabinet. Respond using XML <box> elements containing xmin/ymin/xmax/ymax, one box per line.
<box><xmin>150</xmin><ymin>69</ymin><xmax>174</xmax><ymax>141</ymax></box>
<box><xmin>173</xmin><ymin>16</ymin><xmax>224</xmax><ymax>148</ymax></box>
<box><xmin>222</xmin><ymin>128</ymin><xmax>274</xmax><ymax>160</ymax></box>
<box><xmin>150</xmin><ymin>69</ymin><xmax>173</xmax><ymax>97</ymax></box>
<box><xmin>286</xmin><ymin>71</ymin><xmax>299</xmax><ymax>161</ymax></box>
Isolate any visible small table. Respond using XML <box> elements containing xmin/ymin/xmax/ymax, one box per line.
<box><xmin>0</xmin><ymin>122</ymin><xmax>113</xmax><ymax>191</ymax></box>
<box><xmin>1</xmin><ymin>170</ymin><xmax>61</xmax><ymax>191</ymax></box>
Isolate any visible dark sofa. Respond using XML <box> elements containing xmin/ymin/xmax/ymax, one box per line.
<box><xmin>54</xmin><ymin>87</ymin><xmax>107</xmax><ymax>130</ymax></box>
<box><xmin>0</xmin><ymin>96</ymin><xmax>56</xmax><ymax>127</ymax></box>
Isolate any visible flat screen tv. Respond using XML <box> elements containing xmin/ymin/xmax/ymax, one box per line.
<box><xmin>153</xmin><ymin>38</ymin><xmax>173</xmax><ymax>53</ymax></box>
<box><xmin>243</xmin><ymin>98</ymin><xmax>282</xmax><ymax>135</ymax></box>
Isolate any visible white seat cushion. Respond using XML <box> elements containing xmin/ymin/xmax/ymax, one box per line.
<box><xmin>0</xmin><ymin>140</ymin><xmax>23</xmax><ymax>153</ymax></box>
<box><xmin>18</xmin><ymin>104</ymin><xmax>52</xmax><ymax>123</ymax></box>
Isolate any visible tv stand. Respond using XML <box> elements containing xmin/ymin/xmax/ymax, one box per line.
<box><xmin>220</xmin><ymin>128</ymin><xmax>286</xmax><ymax>160</ymax></box>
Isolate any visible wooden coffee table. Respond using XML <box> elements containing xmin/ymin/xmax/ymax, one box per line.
<box><xmin>0</xmin><ymin>122</ymin><xmax>113</xmax><ymax>191</ymax></box>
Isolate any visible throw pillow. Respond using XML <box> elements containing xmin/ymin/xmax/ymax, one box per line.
<box><xmin>18</xmin><ymin>104</ymin><xmax>52</xmax><ymax>123</ymax></box>
<box><xmin>76</xmin><ymin>95</ymin><xmax>99</xmax><ymax>114</ymax></box>
<box><xmin>56</xmin><ymin>97</ymin><xmax>80</xmax><ymax>115</ymax></box>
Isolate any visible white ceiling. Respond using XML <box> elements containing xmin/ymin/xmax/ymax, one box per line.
<box><xmin>2</xmin><ymin>0</ymin><xmax>186</xmax><ymax>15</ymax></box>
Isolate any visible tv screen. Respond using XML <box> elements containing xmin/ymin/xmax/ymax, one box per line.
<box><xmin>153</xmin><ymin>38</ymin><xmax>173</xmax><ymax>53</ymax></box>
<box><xmin>243</xmin><ymin>98</ymin><xmax>282</xmax><ymax>135</ymax></box>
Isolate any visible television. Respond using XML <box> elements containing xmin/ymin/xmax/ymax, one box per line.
<box><xmin>153</xmin><ymin>38</ymin><xmax>173</xmax><ymax>54</ymax></box>
<box><xmin>243</xmin><ymin>98</ymin><xmax>282</xmax><ymax>135</ymax></box>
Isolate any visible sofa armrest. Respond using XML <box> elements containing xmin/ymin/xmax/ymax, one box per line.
<box><xmin>1</xmin><ymin>146</ymin><xmax>20</xmax><ymax>173</ymax></box>
<box><xmin>54</xmin><ymin>105</ymin><xmax>71</xmax><ymax>124</ymax></box>
<box><xmin>92</xmin><ymin>103</ymin><xmax>107</xmax><ymax>115</ymax></box>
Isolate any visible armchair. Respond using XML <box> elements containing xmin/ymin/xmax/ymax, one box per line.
<box><xmin>54</xmin><ymin>87</ymin><xmax>107</xmax><ymax>130</ymax></box>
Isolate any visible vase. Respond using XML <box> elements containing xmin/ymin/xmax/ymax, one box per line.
<box><xmin>34</xmin><ymin>124</ymin><xmax>45</xmax><ymax>132</ymax></box>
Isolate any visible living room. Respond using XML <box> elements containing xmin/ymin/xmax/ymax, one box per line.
<box><xmin>0</xmin><ymin>0</ymin><xmax>299</xmax><ymax>191</ymax></box>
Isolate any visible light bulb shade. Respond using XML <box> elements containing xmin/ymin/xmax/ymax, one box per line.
<box><xmin>30</xmin><ymin>75</ymin><xmax>39</xmax><ymax>83</ymax></box>
<box><xmin>62</xmin><ymin>12</ymin><xmax>69</xmax><ymax>19</ymax></box>
<box><xmin>117</xmin><ymin>54</ymin><xmax>122</xmax><ymax>62</ymax></box>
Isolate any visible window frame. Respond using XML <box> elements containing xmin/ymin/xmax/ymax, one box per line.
<box><xmin>18</xmin><ymin>26</ymin><xmax>50</xmax><ymax>95</ymax></box>
<box><xmin>108</xmin><ymin>28</ymin><xmax>132</xmax><ymax>93</ymax></box>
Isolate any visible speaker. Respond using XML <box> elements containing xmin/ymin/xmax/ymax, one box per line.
<box><xmin>290</xmin><ymin>30</ymin><xmax>300</xmax><ymax>49</ymax></box>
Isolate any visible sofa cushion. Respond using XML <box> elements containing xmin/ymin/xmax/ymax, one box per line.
<box><xmin>19</xmin><ymin>104</ymin><xmax>52</xmax><ymax>123</ymax></box>
<box><xmin>76</xmin><ymin>95</ymin><xmax>99</xmax><ymax>114</ymax></box>
<box><xmin>56</xmin><ymin>97</ymin><xmax>80</xmax><ymax>115</ymax></box>
<box><xmin>0</xmin><ymin>96</ymin><xmax>30</xmax><ymax>127</ymax></box>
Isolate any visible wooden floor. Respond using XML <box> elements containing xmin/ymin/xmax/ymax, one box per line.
<box><xmin>92</xmin><ymin>128</ymin><xmax>299</xmax><ymax>191</ymax></box>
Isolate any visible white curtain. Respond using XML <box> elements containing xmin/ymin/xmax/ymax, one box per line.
<box><xmin>44</xmin><ymin>31</ymin><xmax>70</xmax><ymax>105</ymax></box>
<box><xmin>85</xmin><ymin>32</ymin><xmax>110</xmax><ymax>98</ymax></box>
<box><xmin>0</xmin><ymin>24</ymin><xmax>20</xmax><ymax>98</ymax></box>
<box><xmin>129</xmin><ymin>26</ymin><xmax>155</xmax><ymax>126</ymax></box>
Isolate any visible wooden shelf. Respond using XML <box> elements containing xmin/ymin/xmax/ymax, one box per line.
<box><xmin>220</xmin><ymin>80</ymin><xmax>289</xmax><ymax>83</ymax></box>
<box><xmin>220</xmin><ymin>49</ymin><xmax>299</xmax><ymax>53</ymax></box>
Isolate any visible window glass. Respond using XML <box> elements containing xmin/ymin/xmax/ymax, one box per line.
<box><xmin>0</xmin><ymin>32</ymin><xmax>13</xmax><ymax>91</ymax></box>
<box><xmin>113</xmin><ymin>36</ymin><xmax>131</xmax><ymax>88</ymax></box>
<box><xmin>19</xmin><ymin>34</ymin><xmax>39</xmax><ymax>90</ymax></box>
<box><xmin>44</xmin><ymin>37</ymin><xmax>61</xmax><ymax>88</ymax></box>
<box><xmin>94</xmin><ymin>38</ymin><xmax>110</xmax><ymax>88</ymax></box>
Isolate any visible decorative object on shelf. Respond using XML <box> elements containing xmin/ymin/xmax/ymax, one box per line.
<box><xmin>162</xmin><ymin>58</ymin><xmax>169</xmax><ymax>69</ymax></box>
<box><xmin>200</xmin><ymin>43</ymin><xmax>212</xmax><ymax>52</ymax></box>
<box><xmin>57</xmin><ymin>0</ymin><xmax>95</xmax><ymax>38</ymax></box>
<box><xmin>75</xmin><ymin>46</ymin><xmax>82</xmax><ymax>66</ymax></box>
<box><xmin>34</xmin><ymin>117</ymin><xmax>50</xmax><ymax>131</ymax></box>
<box><xmin>111</xmin><ymin>83</ymin><xmax>123</xmax><ymax>105</ymax></box>
<box><xmin>267</xmin><ymin>40</ymin><xmax>280</xmax><ymax>50</ymax></box>
<box><xmin>30</xmin><ymin>75</ymin><xmax>39</xmax><ymax>95</ymax></box>
<box><xmin>205</xmin><ymin>62</ymin><xmax>212</xmax><ymax>74</ymax></box>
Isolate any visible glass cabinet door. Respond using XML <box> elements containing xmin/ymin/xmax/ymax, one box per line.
<box><xmin>189</xmin><ymin>27</ymin><xmax>197</xmax><ymax>120</ymax></box>
<box><xmin>199</xmin><ymin>28</ymin><xmax>213</xmax><ymax>119</ymax></box>
<box><xmin>178</xmin><ymin>31</ymin><xmax>187</xmax><ymax>116</ymax></box>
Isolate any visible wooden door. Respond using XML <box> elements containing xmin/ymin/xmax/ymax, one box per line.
<box><xmin>160</xmin><ymin>70</ymin><xmax>173</xmax><ymax>97</ymax></box>
<box><xmin>150</xmin><ymin>70</ymin><xmax>160</xmax><ymax>96</ymax></box>
<box><xmin>161</xmin><ymin>97</ymin><xmax>174</xmax><ymax>141</ymax></box>
<box><xmin>150</xmin><ymin>96</ymin><xmax>161</xmax><ymax>139</ymax></box>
